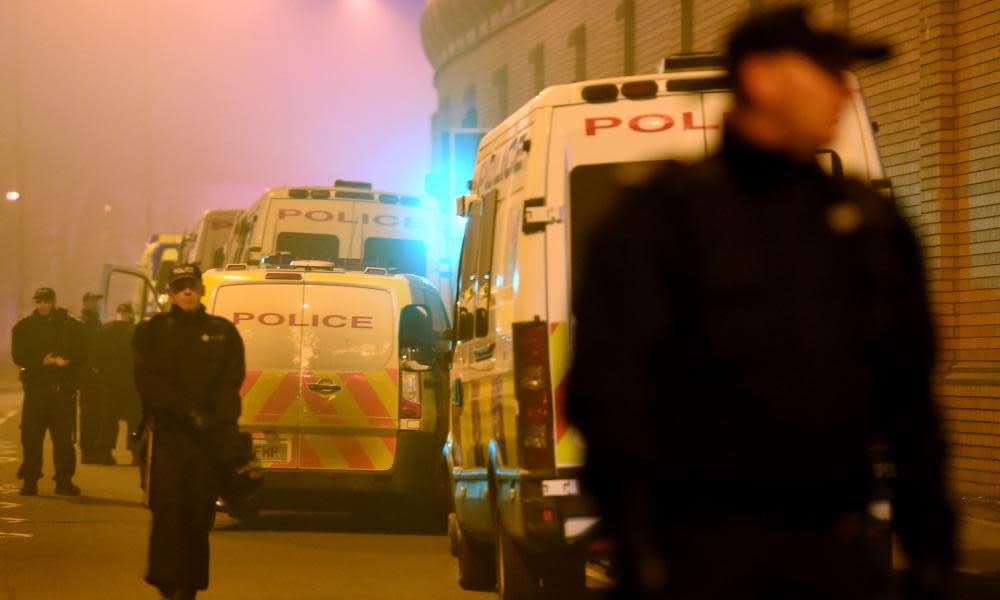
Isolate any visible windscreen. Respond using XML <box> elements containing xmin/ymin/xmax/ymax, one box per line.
<box><xmin>211</xmin><ymin>283</ymin><xmax>305</xmax><ymax>372</ymax></box>
<box><xmin>363</xmin><ymin>237</ymin><xmax>427</xmax><ymax>276</ymax></box>
<box><xmin>301</xmin><ymin>284</ymin><xmax>395</xmax><ymax>373</ymax></box>
<box><xmin>276</xmin><ymin>231</ymin><xmax>340</xmax><ymax>262</ymax></box>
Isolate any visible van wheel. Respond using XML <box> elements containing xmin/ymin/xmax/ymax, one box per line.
<box><xmin>456</xmin><ymin>525</ymin><xmax>497</xmax><ymax>591</ymax></box>
<box><xmin>497</xmin><ymin>525</ymin><xmax>541</xmax><ymax>600</ymax></box>
<box><xmin>541</xmin><ymin>547</ymin><xmax>587</xmax><ymax>599</ymax></box>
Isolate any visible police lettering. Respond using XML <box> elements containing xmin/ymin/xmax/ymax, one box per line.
<box><xmin>276</xmin><ymin>208</ymin><xmax>425</xmax><ymax>228</ymax></box>
<box><xmin>585</xmin><ymin>112</ymin><xmax>719</xmax><ymax>136</ymax></box>
<box><xmin>232</xmin><ymin>312</ymin><xmax>374</xmax><ymax>329</ymax></box>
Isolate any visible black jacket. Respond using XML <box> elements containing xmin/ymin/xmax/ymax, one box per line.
<box><xmin>133</xmin><ymin>304</ymin><xmax>245</xmax><ymax>434</ymax></box>
<box><xmin>568</xmin><ymin>133</ymin><xmax>954</xmax><ymax>567</ymax></box>
<box><xmin>11</xmin><ymin>308</ymin><xmax>86</xmax><ymax>389</ymax></box>
<box><xmin>95</xmin><ymin>320</ymin><xmax>141</xmax><ymax>419</ymax></box>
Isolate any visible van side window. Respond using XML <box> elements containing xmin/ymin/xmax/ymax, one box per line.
<box><xmin>474</xmin><ymin>190</ymin><xmax>499</xmax><ymax>338</ymax></box>
<box><xmin>456</xmin><ymin>201</ymin><xmax>482</xmax><ymax>342</ymax></box>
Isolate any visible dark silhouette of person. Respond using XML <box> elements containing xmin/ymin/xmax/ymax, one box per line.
<box><xmin>12</xmin><ymin>287</ymin><xmax>86</xmax><ymax>496</ymax></box>
<box><xmin>78</xmin><ymin>291</ymin><xmax>116</xmax><ymax>464</ymax></box>
<box><xmin>95</xmin><ymin>303</ymin><xmax>142</xmax><ymax>464</ymax></box>
<box><xmin>568</xmin><ymin>6</ymin><xmax>954</xmax><ymax>599</ymax></box>
<box><xmin>134</xmin><ymin>264</ymin><xmax>245</xmax><ymax>600</ymax></box>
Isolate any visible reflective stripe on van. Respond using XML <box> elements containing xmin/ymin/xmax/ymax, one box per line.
<box><xmin>240</xmin><ymin>368</ymin><xmax>401</xmax><ymax>471</ymax></box>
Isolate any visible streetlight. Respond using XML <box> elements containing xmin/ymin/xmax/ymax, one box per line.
<box><xmin>5</xmin><ymin>190</ymin><xmax>18</xmax><ymax>203</ymax></box>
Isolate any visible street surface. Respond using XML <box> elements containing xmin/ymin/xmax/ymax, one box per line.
<box><xmin>0</xmin><ymin>378</ymin><xmax>997</xmax><ymax>599</ymax></box>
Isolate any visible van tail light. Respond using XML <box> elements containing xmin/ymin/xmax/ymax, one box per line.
<box><xmin>400</xmin><ymin>370</ymin><xmax>422</xmax><ymax>419</ymax></box>
<box><xmin>513</xmin><ymin>320</ymin><xmax>554</xmax><ymax>470</ymax></box>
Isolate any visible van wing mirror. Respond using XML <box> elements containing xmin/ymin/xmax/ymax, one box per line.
<box><xmin>399</xmin><ymin>304</ymin><xmax>435</xmax><ymax>371</ymax></box>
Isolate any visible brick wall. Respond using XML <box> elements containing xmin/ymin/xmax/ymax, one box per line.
<box><xmin>422</xmin><ymin>0</ymin><xmax>1000</xmax><ymax>500</ymax></box>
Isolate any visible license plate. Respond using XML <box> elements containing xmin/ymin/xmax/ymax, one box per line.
<box><xmin>541</xmin><ymin>479</ymin><xmax>579</xmax><ymax>497</ymax></box>
<box><xmin>253</xmin><ymin>440</ymin><xmax>291</xmax><ymax>462</ymax></box>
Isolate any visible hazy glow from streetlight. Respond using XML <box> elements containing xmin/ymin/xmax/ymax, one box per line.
<box><xmin>5</xmin><ymin>191</ymin><xmax>19</xmax><ymax>202</ymax></box>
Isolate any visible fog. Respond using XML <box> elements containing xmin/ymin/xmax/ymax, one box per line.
<box><xmin>0</xmin><ymin>0</ymin><xmax>434</xmax><ymax>351</ymax></box>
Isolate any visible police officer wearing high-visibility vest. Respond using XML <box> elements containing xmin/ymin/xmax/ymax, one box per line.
<box><xmin>569</xmin><ymin>5</ymin><xmax>954</xmax><ymax>599</ymax></box>
<box><xmin>12</xmin><ymin>287</ymin><xmax>86</xmax><ymax>496</ymax></box>
<box><xmin>134</xmin><ymin>264</ymin><xmax>245</xmax><ymax>600</ymax></box>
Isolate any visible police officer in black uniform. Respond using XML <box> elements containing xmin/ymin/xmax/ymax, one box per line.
<box><xmin>12</xmin><ymin>287</ymin><xmax>85</xmax><ymax>496</ymax></box>
<box><xmin>78</xmin><ymin>291</ymin><xmax>115</xmax><ymax>464</ymax></box>
<box><xmin>568</xmin><ymin>6</ymin><xmax>954</xmax><ymax>599</ymax></box>
<box><xmin>134</xmin><ymin>264</ymin><xmax>245</xmax><ymax>600</ymax></box>
<box><xmin>95</xmin><ymin>303</ymin><xmax>142</xmax><ymax>464</ymax></box>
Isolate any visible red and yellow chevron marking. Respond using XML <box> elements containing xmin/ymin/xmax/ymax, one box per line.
<box><xmin>240</xmin><ymin>369</ymin><xmax>401</xmax><ymax>471</ymax></box>
<box><xmin>550</xmin><ymin>321</ymin><xmax>585</xmax><ymax>467</ymax></box>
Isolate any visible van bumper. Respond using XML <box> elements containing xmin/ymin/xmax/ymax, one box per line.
<box><xmin>256</xmin><ymin>430</ymin><xmax>444</xmax><ymax>505</ymax></box>
<box><xmin>496</xmin><ymin>467</ymin><xmax>598</xmax><ymax>554</ymax></box>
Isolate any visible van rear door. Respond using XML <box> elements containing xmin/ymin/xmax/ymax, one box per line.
<box><xmin>298</xmin><ymin>283</ymin><xmax>399</xmax><ymax>471</ymax></box>
<box><xmin>211</xmin><ymin>281</ymin><xmax>305</xmax><ymax>469</ymax></box>
<box><xmin>549</xmin><ymin>93</ymin><xmax>714</xmax><ymax>468</ymax></box>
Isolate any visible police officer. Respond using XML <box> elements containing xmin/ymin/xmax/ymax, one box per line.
<box><xmin>134</xmin><ymin>264</ymin><xmax>245</xmax><ymax>600</ymax></box>
<box><xmin>11</xmin><ymin>287</ymin><xmax>85</xmax><ymax>496</ymax></box>
<box><xmin>78</xmin><ymin>291</ymin><xmax>114</xmax><ymax>464</ymax></box>
<box><xmin>95</xmin><ymin>303</ymin><xmax>142</xmax><ymax>464</ymax></box>
<box><xmin>568</xmin><ymin>5</ymin><xmax>954</xmax><ymax>599</ymax></box>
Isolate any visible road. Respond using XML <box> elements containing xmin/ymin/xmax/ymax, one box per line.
<box><xmin>0</xmin><ymin>382</ymin><xmax>997</xmax><ymax>599</ymax></box>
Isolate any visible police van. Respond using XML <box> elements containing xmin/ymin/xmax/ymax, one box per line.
<box><xmin>446</xmin><ymin>54</ymin><xmax>890</xmax><ymax>597</ymax></box>
<box><xmin>183</xmin><ymin>208</ymin><xmax>242</xmax><ymax>270</ymax></box>
<box><xmin>224</xmin><ymin>180</ymin><xmax>452</xmax><ymax>309</ymax></box>
<box><xmin>201</xmin><ymin>261</ymin><xmax>451</xmax><ymax>520</ymax></box>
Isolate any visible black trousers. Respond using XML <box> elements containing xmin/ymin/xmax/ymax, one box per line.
<box><xmin>17</xmin><ymin>384</ymin><xmax>77</xmax><ymax>482</ymax></box>
<box><xmin>146</xmin><ymin>428</ymin><xmax>218</xmax><ymax>593</ymax></box>
<box><xmin>78</xmin><ymin>375</ymin><xmax>116</xmax><ymax>457</ymax></box>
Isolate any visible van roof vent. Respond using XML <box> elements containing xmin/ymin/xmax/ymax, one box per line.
<box><xmin>224</xmin><ymin>264</ymin><xmax>248</xmax><ymax>271</ymax></box>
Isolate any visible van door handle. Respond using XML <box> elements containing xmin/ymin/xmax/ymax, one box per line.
<box><xmin>308</xmin><ymin>380</ymin><xmax>342</xmax><ymax>395</ymax></box>
<box><xmin>473</xmin><ymin>343</ymin><xmax>495</xmax><ymax>362</ymax></box>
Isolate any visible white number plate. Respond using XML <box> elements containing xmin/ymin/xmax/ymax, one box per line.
<box><xmin>253</xmin><ymin>440</ymin><xmax>291</xmax><ymax>463</ymax></box>
<box><xmin>541</xmin><ymin>479</ymin><xmax>579</xmax><ymax>497</ymax></box>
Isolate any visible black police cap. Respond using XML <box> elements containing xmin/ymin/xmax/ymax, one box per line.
<box><xmin>168</xmin><ymin>264</ymin><xmax>203</xmax><ymax>287</ymax></box>
<box><xmin>726</xmin><ymin>4</ymin><xmax>890</xmax><ymax>76</ymax></box>
<box><xmin>32</xmin><ymin>287</ymin><xmax>56</xmax><ymax>302</ymax></box>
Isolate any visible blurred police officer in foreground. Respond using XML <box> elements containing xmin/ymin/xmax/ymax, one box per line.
<box><xmin>134</xmin><ymin>264</ymin><xmax>245</xmax><ymax>600</ymax></box>
<box><xmin>95</xmin><ymin>303</ymin><xmax>142</xmax><ymax>464</ymax></box>
<box><xmin>78</xmin><ymin>291</ymin><xmax>115</xmax><ymax>465</ymax></box>
<box><xmin>11</xmin><ymin>287</ymin><xmax>85</xmax><ymax>496</ymax></box>
<box><xmin>569</xmin><ymin>5</ymin><xmax>954</xmax><ymax>599</ymax></box>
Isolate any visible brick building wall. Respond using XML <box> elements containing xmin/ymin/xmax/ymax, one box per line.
<box><xmin>421</xmin><ymin>0</ymin><xmax>1000</xmax><ymax>500</ymax></box>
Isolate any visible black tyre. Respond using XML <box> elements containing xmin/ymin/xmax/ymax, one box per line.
<box><xmin>497</xmin><ymin>524</ymin><xmax>542</xmax><ymax>600</ymax></box>
<box><xmin>456</xmin><ymin>525</ymin><xmax>497</xmax><ymax>591</ymax></box>
<box><xmin>541</xmin><ymin>547</ymin><xmax>587</xmax><ymax>599</ymax></box>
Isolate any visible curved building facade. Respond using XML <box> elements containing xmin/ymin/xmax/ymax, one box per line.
<box><xmin>422</xmin><ymin>0</ymin><xmax>1000</xmax><ymax>501</ymax></box>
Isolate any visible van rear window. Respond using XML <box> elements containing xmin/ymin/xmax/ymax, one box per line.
<box><xmin>276</xmin><ymin>232</ymin><xmax>340</xmax><ymax>262</ymax></box>
<box><xmin>569</xmin><ymin>161</ymin><xmax>672</xmax><ymax>305</ymax></box>
<box><xmin>363</xmin><ymin>237</ymin><xmax>427</xmax><ymax>276</ymax></box>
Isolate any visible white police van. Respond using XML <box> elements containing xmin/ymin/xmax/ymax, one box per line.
<box><xmin>446</xmin><ymin>54</ymin><xmax>890</xmax><ymax>598</ymax></box>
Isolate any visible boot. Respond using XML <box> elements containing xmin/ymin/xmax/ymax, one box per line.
<box><xmin>54</xmin><ymin>480</ymin><xmax>81</xmax><ymax>496</ymax></box>
<box><xmin>19</xmin><ymin>479</ymin><xmax>38</xmax><ymax>496</ymax></box>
